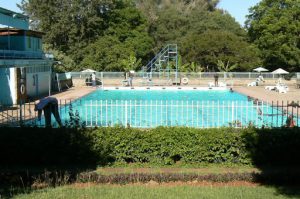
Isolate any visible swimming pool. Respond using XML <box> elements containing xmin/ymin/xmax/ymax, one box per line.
<box><xmin>33</xmin><ymin>88</ymin><xmax>297</xmax><ymax>128</ymax></box>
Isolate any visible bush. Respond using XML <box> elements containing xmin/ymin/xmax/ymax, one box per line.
<box><xmin>0</xmin><ymin>127</ymin><xmax>300</xmax><ymax>167</ymax></box>
<box><xmin>284</xmin><ymin>73</ymin><xmax>295</xmax><ymax>80</ymax></box>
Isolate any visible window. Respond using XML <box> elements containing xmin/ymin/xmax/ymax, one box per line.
<box><xmin>37</xmin><ymin>39</ymin><xmax>40</xmax><ymax>49</ymax></box>
<box><xmin>27</xmin><ymin>37</ymin><xmax>31</xmax><ymax>49</ymax></box>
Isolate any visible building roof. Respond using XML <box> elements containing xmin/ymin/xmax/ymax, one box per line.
<box><xmin>0</xmin><ymin>7</ymin><xmax>29</xmax><ymax>30</ymax></box>
<box><xmin>0</xmin><ymin>7</ymin><xmax>28</xmax><ymax>20</ymax></box>
<box><xmin>0</xmin><ymin>28</ymin><xmax>44</xmax><ymax>38</ymax></box>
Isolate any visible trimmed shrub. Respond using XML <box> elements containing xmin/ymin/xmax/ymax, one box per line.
<box><xmin>0</xmin><ymin>127</ymin><xmax>300</xmax><ymax>167</ymax></box>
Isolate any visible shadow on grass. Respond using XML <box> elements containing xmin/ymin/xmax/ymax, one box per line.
<box><xmin>1</xmin><ymin>127</ymin><xmax>300</xmax><ymax>198</ymax></box>
<box><xmin>0</xmin><ymin>127</ymin><xmax>113</xmax><ymax>198</ymax></box>
<box><xmin>243</xmin><ymin>127</ymin><xmax>300</xmax><ymax>198</ymax></box>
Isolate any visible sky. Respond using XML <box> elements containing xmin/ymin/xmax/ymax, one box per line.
<box><xmin>217</xmin><ymin>0</ymin><xmax>262</xmax><ymax>25</ymax></box>
<box><xmin>0</xmin><ymin>0</ymin><xmax>261</xmax><ymax>26</ymax></box>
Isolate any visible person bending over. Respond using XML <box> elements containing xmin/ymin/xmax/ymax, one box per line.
<box><xmin>35</xmin><ymin>97</ymin><xmax>63</xmax><ymax>127</ymax></box>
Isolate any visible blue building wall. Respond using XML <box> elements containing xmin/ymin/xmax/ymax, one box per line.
<box><xmin>0</xmin><ymin>35</ymin><xmax>42</xmax><ymax>52</ymax></box>
<box><xmin>0</xmin><ymin>68</ymin><xmax>13</xmax><ymax>104</ymax></box>
<box><xmin>25</xmin><ymin>36</ymin><xmax>42</xmax><ymax>52</ymax></box>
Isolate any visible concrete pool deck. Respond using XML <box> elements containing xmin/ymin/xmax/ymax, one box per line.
<box><xmin>233</xmin><ymin>86</ymin><xmax>300</xmax><ymax>104</ymax></box>
<box><xmin>50</xmin><ymin>85</ymin><xmax>300</xmax><ymax>104</ymax></box>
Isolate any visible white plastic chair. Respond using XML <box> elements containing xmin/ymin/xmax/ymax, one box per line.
<box><xmin>219</xmin><ymin>82</ymin><xmax>227</xmax><ymax>87</ymax></box>
<box><xmin>248</xmin><ymin>81</ymin><xmax>257</xmax><ymax>87</ymax></box>
<box><xmin>208</xmin><ymin>82</ymin><xmax>214</xmax><ymax>87</ymax></box>
<box><xmin>276</xmin><ymin>84</ymin><xmax>289</xmax><ymax>93</ymax></box>
<box><xmin>265</xmin><ymin>85</ymin><xmax>276</xmax><ymax>91</ymax></box>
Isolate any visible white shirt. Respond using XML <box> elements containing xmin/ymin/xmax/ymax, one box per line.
<box><xmin>35</xmin><ymin>97</ymin><xmax>58</xmax><ymax>110</ymax></box>
<box><xmin>92</xmin><ymin>73</ymin><xmax>96</xmax><ymax>81</ymax></box>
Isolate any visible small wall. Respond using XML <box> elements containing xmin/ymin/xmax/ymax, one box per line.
<box><xmin>0</xmin><ymin>68</ymin><xmax>14</xmax><ymax>104</ymax></box>
<box><xmin>26</xmin><ymin>71</ymin><xmax>51</xmax><ymax>99</ymax></box>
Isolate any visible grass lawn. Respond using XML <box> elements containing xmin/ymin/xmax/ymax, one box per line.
<box><xmin>95</xmin><ymin>164</ymin><xmax>259</xmax><ymax>175</ymax></box>
<box><xmin>13</xmin><ymin>184</ymin><xmax>300</xmax><ymax>199</ymax></box>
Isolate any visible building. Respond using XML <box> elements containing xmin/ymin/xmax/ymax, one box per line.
<box><xmin>0</xmin><ymin>7</ymin><xmax>53</xmax><ymax>105</ymax></box>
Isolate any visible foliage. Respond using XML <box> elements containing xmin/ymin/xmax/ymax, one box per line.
<box><xmin>78</xmin><ymin>172</ymin><xmax>256</xmax><ymax>184</ymax></box>
<box><xmin>65</xmin><ymin>104</ymin><xmax>85</xmax><ymax>129</ymax></box>
<box><xmin>0</xmin><ymin>127</ymin><xmax>100</xmax><ymax>166</ymax></box>
<box><xmin>121</xmin><ymin>53</ymin><xmax>142</xmax><ymax>72</ymax></box>
<box><xmin>19</xmin><ymin>0</ymin><xmax>262</xmax><ymax>72</ymax></box>
<box><xmin>1</xmin><ymin>127</ymin><xmax>300</xmax><ymax>167</ymax></box>
<box><xmin>246</xmin><ymin>0</ymin><xmax>300</xmax><ymax>72</ymax></box>
<box><xmin>283</xmin><ymin>73</ymin><xmax>296</xmax><ymax>81</ymax></box>
<box><xmin>19</xmin><ymin>0</ymin><xmax>154</xmax><ymax>72</ymax></box>
<box><xmin>180</xmin><ymin>30</ymin><xmax>261</xmax><ymax>71</ymax></box>
<box><xmin>136</xmin><ymin>0</ymin><xmax>220</xmax><ymax>23</ymax></box>
<box><xmin>43</xmin><ymin>44</ymin><xmax>77</xmax><ymax>72</ymax></box>
<box><xmin>80</xmin><ymin>6</ymin><xmax>154</xmax><ymax>71</ymax></box>
<box><xmin>217</xmin><ymin>60</ymin><xmax>238</xmax><ymax>73</ymax></box>
<box><xmin>178</xmin><ymin>54</ymin><xmax>204</xmax><ymax>73</ymax></box>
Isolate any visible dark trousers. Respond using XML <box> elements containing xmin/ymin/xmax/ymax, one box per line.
<box><xmin>43</xmin><ymin>103</ymin><xmax>62</xmax><ymax>127</ymax></box>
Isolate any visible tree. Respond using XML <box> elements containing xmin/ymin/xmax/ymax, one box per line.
<box><xmin>19</xmin><ymin>0</ymin><xmax>154</xmax><ymax>71</ymax></box>
<box><xmin>43</xmin><ymin>44</ymin><xmax>77</xmax><ymax>72</ymax></box>
<box><xmin>217</xmin><ymin>60</ymin><xmax>238</xmax><ymax>73</ymax></box>
<box><xmin>80</xmin><ymin>6</ymin><xmax>153</xmax><ymax>71</ymax></box>
<box><xmin>246</xmin><ymin>0</ymin><xmax>300</xmax><ymax>71</ymax></box>
<box><xmin>19</xmin><ymin>0</ymin><xmax>113</xmax><ymax>52</ymax></box>
<box><xmin>136</xmin><ymin>0</ymin><xmax>219</xmax><ymax>19</ymax></box>
<box><xmin>147</xmin><ymin>4</ymin><xmax>256</xmax><ymax>70</ymax></box>
<box><xmin>180</xmin><ymin>30</ymin><xmax>261</xmax><ymax>71</ymax></box>
<box><xmin>121</xmin><ymin>53</ymin><xmax>142</xmax><ymax>72</ymax></box>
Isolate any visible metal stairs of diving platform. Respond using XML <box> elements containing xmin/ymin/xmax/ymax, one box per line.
<box><xmin>142</xmin><ymin>44</ymin><xmax>178</xmax><ymax>79</ymax></box>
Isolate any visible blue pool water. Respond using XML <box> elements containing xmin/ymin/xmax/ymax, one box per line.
<box><xmin>34</xmin><ymin>89</ymin><xmax>298</xmax><ymax>128</ymax></box>
<box><xmin>84</xmin><ymin>90</ymin><xmax>247</xmax><ymax>101</ymax></box>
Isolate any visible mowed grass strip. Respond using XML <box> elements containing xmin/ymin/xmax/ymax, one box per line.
<box><xmin>13</xmin><ymin>184</ymin><xmax>300</xmax><ymax>199</ymax></box>
<box><xmin>95</xmin><ymin>165</ymin><xmax>259</xmax><ymax>175</ymax></box>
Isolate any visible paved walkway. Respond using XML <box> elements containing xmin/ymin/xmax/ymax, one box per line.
<box><xmin>41</xmin><ymin>85</ymin><xmax>300</xmax><ymax>105</ymax></box>
<box><xmin>47</xmin><ymin>87</ymin><xmax>95</xmax><ymax>101</ymax></box>
<box><xmin>233</xmin><ymin>86</ymin><xmax>300</xmax><ymax>104</ymax></box>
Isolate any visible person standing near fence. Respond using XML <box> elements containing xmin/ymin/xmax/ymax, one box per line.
<box><xmin>34</xmin><ymin>97</ymin><xmax>63</xmax><ymax>127</ymax></box>
<box><xmin>128</xmin><ymin>70</ymin><xmax>134</xmax><ymax>87</ymax></box>
<box><xmin>92</xmin><ymin>72</ymin><xmax>96</xmax><ymax>87</ymax></box>
<box><xmin>214</xmin><ymin>73</ymin><xmax>219</xmax><ymax>87</ymax></box>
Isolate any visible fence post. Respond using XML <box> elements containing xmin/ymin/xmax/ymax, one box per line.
<box><xmin>96</xmin><ymin>100</ymin><xmax>98</xmax><ymax>126</ymax></box>
<box><xmin>85</xmin><ymin>102</ymin><xmax>88</xmax><ymax>127</ymax></box>
<box><xmin>90</xmin><ymin>100</ymin><xmax>93</xmax><ymax>126</ymax></box>
<box><xmin>19</xmin><ymin>100</ymin><xmax>23</xmax><ymax>126</ymax></box>
<box><xmin>125</xmin><ymin>101</ymin><xmax>128</xmax><ymax>126</ymax></box>
<box><xmin>232</xmin><ymin>101</ymin><xmax>234</xmax><ymax>127</ymax></box>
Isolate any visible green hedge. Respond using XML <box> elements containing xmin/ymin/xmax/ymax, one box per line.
<box><xmin>100</xmin><ymin>127</ymin><xmax>250</xmax><ymax>165</ymax></box>
<box><xmin>0</xmin><ymin>127</ymin><xmax>300</xmax><ymax>167</ymax></box>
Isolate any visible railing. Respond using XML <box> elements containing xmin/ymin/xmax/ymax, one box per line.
<box><xmin>1</xmin><ymin>99</ymin><xmax>299</xmax><ymax>129</ymax></box>
<box><xmin>0</xmin><ymin>50</ymin><xmax>44</xmax><ymax>59</ymax></box>
<box><xmin>67</xmin><ymin>72</ymin><xmax>300</xmax><ymax>80</ymax></box>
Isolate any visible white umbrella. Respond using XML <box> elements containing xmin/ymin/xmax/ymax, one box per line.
<box><xmin>271</xmin><ymin>68</ymin><xmax>289</xmax><ymax>74</ymax></box>
<box><xmin>81</xmin><ymin>69</ymin><xmax>96</xmax><ymax>73</ymax></box>
<box><xmin>253</xmin><ymin>67</ymin><xmax>268</xmax><ymax>72</ymax></box>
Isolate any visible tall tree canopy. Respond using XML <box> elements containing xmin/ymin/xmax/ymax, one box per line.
<box><xmin>246</xmin><ymin>0</ymin><xmax>300</xmax><ymax>71</ymax></box>
<box><xmin>19</xmin><ymin>0</ymin><xmax>154</xmax><ymax>71</ymax></box>
<box><xmin>19</xmin><ymin>0</ymin><xmax>261</xmax><ymax>72</ymax></box>
<box><xmin>148</xmin><ymin>4</ymin><xmax>260</xmax><ymax>70</ymax></box>
<box><xmin>81</xmin><ymin>6</ymin><xmax>154</xmax><ymax>71</ymax></box>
